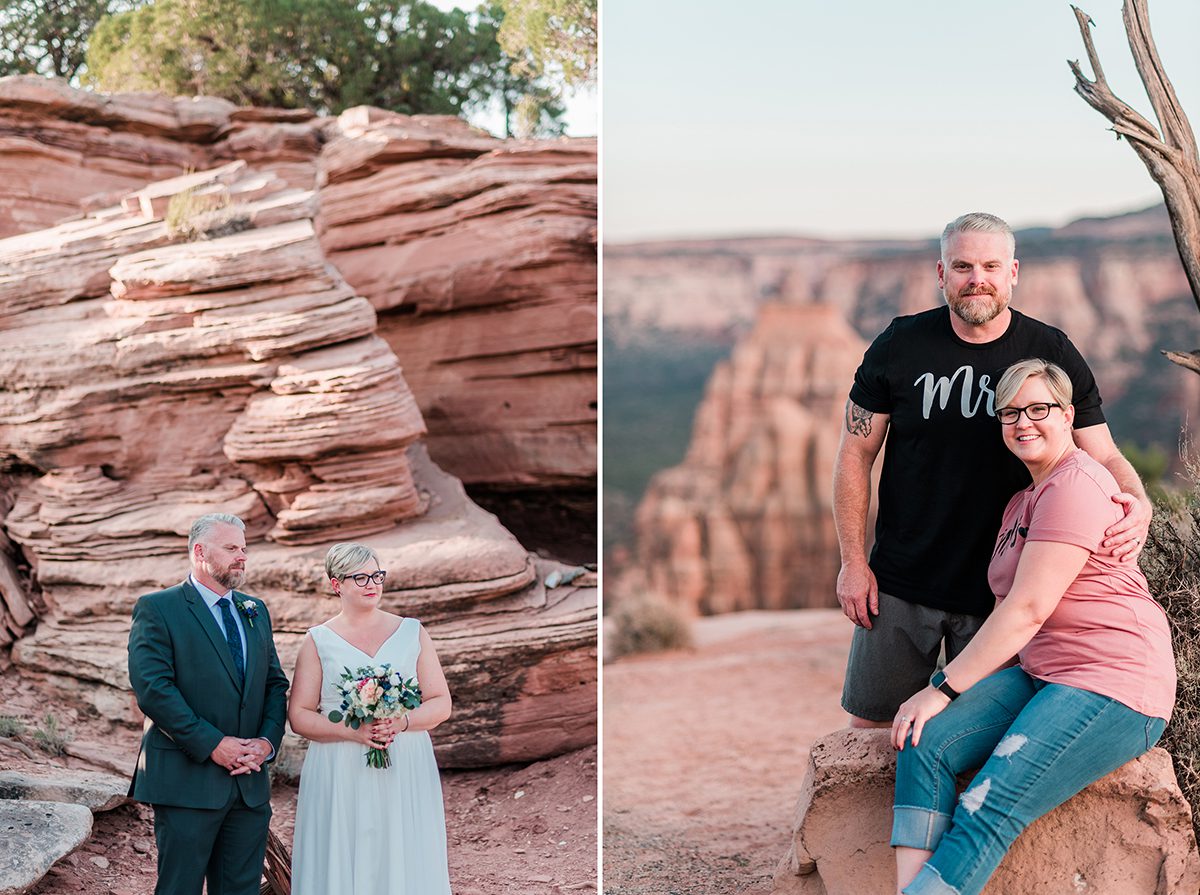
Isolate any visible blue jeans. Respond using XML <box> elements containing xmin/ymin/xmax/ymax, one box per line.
<box><xmin>892</xmin><ymin>665</ymin><xmax>1165</xmax><ymax>895</ymax></box>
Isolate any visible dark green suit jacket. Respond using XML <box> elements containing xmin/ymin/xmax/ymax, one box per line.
<box><xmin>127</xmin><ymin>580</ymin><xmax>290</xmax><ymax>809</ymax></box>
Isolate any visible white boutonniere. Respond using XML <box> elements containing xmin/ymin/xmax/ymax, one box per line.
<box><xmin>236</xmin><ymin>598</ymin><xmax>259</xmax><ymax>628</ymax></box>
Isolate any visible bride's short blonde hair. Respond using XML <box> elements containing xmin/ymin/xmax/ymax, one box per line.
<box><xmin>995</xmin><ymin>358</ymin><xmax>1073</xmax><ymax>412</ymax></box>
<box><xmin>325</xmin><ymin>542</ymin><xmax>381</xmax><ymax>580</ymax></box>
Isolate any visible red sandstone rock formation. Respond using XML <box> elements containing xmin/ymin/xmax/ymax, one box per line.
<box><xmin>0</xmin><ymin>76</ymin><xmax>322</xmax><ymax>238</ymax></box>
<box><xmin>0</xmin><ymin>74</ymin><xmax>596</xmax><ymax>517</ymax></box>
<box><xmin>773</xmin><ymin>729</ymin><xmax>1200</xmax><ymax>895</ymax></box>
<box><xmin>0</xmin><ymin>81</ymin><xmax>595</xmax><ymax>768</ymax></box>
<box><xmin>632</xmin><ymin>304</ymin><xmax>867</xmax><ymax>613</ymax></box>
<box><xmin>319</xmin><ymin>107</ymin><xmax>598</xmax><ymax>494</ymax></box>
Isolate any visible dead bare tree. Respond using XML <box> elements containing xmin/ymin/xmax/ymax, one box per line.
<box><xmin>1069</xmin><ymin>0</ymin><xmax>1200</xmax><ymax>372</ymax></box>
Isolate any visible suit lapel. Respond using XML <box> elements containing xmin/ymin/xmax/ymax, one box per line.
<box><xmin>182</xmin><ymin>579</ymin><xmax>242</xmax><ymax>691</ymax></box>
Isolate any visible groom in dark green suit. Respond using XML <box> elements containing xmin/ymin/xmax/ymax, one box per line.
<box><xmin>128</xmin><ymin>513</ymin><xmax>290</xmax><ymax>895</ymax></box>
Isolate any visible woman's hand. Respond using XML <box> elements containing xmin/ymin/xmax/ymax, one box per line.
<box><xmin>347</xmin><ymin>721</ymin><xmax>390</xmax><ymax>750</ymax></box>
<box><xmin>892</xmin><ymin>686</ymin><xmax>951</xmax><ymax>751</ymax></box>
<box><xmin>369</xmin><ymin>717</ymin><xmax>399</xmax><ymax>746</ymax></box>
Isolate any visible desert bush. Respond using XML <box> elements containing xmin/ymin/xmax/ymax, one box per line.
<box><xmin>165</xmin><ymin>187</ymin><xmax>251</xmax><ymax>242</ymax></box>
<box><xmin>0</xmin><ymin>715</ymin><xmax>25</xmax><ymax>737</ymax></box>
<box><xmin>31</xmin><ymin>713</ymin><xmax>73</xmax><ymax>757</ymax></box>
<box><xmin>607</xmin><ymin>590</ymin><xmax>692</xmax><ymax>660</ymax></box>
<box><xmin>1141</xmin><ymin>472</ymin><xmax>1200</xmax><ymax>844</ymax></box>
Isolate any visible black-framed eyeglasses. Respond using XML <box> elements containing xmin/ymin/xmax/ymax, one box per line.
<box><xmin>342</xmin><ymin>571</ymin><xmax>387</xmax><ymax>586</ymax></box>
<box><xmin>996</xmin><ymin>403</ymin><xmax>1061</xmax><ymax>425</ymax></box>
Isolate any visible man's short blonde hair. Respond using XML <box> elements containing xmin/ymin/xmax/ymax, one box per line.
<box><xmin>941</xmin><ymin>212</ymin><xmax>1016</xmax><ymax>261</ymax></box>
<box><xmin>995</xmin><ymin>358</ymin><xmax>1073</xmax><ymax>411</ymax></box>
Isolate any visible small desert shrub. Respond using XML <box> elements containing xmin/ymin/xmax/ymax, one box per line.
<box><xmin>607</xmin><ymin>590</ymin><xmax>693</xmax><ymax>660</ymax></box>
<box><xmin>0</xmin><ymin>715</ymin><xmax>25</xmax><ymax>737</ymax></box>
<box><xmin>31</xmin><ymin>713</ymin><xmax>73</xmax><ymax>756</ymax></box>
<box><xmin>166</xmin><ymin>187</ymin><xmax>251</xmax><ymax>242</ymax></box>
<box><xmin>1142</xmin><ymin>473</ymin><xmax>1200</xmax><ymax>845</ymax></box>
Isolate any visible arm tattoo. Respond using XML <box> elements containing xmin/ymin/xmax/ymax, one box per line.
<box><xmin>845</xmin><ymin>400</ymin><xmax>873</xmax><ymax>437</ymax></box>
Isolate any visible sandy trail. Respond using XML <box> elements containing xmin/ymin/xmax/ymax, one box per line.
<box><xmin>602</xmin><ymin>610</ymin><xmax>853</xmax><ymax>895</ymax></box>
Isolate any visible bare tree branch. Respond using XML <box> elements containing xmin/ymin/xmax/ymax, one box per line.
<box><xmin>1070</xmin><ymin>2</ymin><xmax>1200</xmax><ymax>319</ymax></box>
<box><xmin>1162</xmin><ymin>350</ymin><xmax>1200</xmax><ymax>375</ymax></box>
<box><xmin>1122</xmin><ymin>0</ymin><xmax>1199</xmax><ymax>163</ymax></box>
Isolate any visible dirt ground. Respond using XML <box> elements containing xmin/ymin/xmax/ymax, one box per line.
<box><xmin>602</xmin><ymin>609</ymin><xmax>853</xmax><ymax>895</ymax></box>
<box><xmin>0</xmin><ymin>671</ymin><xmax>597</xmax><ymax>895</ymax></box>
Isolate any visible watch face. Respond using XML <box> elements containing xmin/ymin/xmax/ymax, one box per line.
<box><xmin>931</xmin><ymin>670</ymin><xmax>957</xmax><ymax>698</ymax></box>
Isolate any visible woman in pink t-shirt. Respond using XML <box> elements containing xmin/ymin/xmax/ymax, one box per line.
<box><xmin>889</xmin><ymin>358</ymin><xmax>1176</xmax><ymax>895</ymax></box>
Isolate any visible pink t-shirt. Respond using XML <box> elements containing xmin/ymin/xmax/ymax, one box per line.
<box><xmin>988</xmin><ymin>450</ymin><xmax>1175</xmax><ymax>721</ymax></box>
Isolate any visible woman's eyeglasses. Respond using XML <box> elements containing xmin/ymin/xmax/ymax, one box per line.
<box><xmin>342</xmin><ymin>571</ymin><xmax>387</xmax><ymax>586</ymax></box>
<box><xmin>997</xmin><ymin>403</ymin><xmax>1060</xmax><ymax>425</ymax></box>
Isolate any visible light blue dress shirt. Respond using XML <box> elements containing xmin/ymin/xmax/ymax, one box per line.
<box><xmin>190</xmin><ymin>574</ymin><xmax>249</xmax><ymax>675</ymax></box>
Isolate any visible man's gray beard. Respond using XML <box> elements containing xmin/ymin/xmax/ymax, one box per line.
<box><xmin>212</xmin><ymin>566</ymin><xmax>246</xmax><ymax>590</ymax></box>
<box><xmin>946</xmin><ymin>290</ymin><xmax>1007</xmax><ymax>325</ymax></box>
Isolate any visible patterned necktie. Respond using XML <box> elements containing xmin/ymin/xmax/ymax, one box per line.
<box><xmin>216</xmin><ymin>598</ymin><xmax>245</xmax><ymax>687</ymax></box>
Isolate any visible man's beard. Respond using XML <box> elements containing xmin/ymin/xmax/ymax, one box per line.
<box><xmin>946</xmin><ymin>286</ymin><xmax>1008</xmax><ymax>325</ymax></box>
<box><xmin>209</xmin><ymin>562</ymin><xmax>246</xmax><ymax>590</ymax></box>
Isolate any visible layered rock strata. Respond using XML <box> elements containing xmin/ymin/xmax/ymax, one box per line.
<box><xmin>632</xmin><ymin>304</ymin><xmax>867</xmax><ymax>613</ymax></box>
<box><xmin>318</xmin><ymin>107</ymin><xmax>598</xmax><ymax>496</ymax></box>
<box><xmin>0</xmin><ymin>160</ymin><xmax>595</xmax><ymax>767</ymax></box>
<box><xmin>773</xmin><ymin>728</ymin><xmax>1200</xmax><ymax>895</ymax></box>
<box><xmin>0</xmin><ymin>76</ymin><xmax>597</xmax><ymax>523</ymax></box>
<box><xmin>0</xmin><ymin>75</ymin><xmax>322</xmax><ymax>239</ymax></box>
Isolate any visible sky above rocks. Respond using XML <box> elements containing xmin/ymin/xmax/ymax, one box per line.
<box><xmin>603</xmin><ymin>0</ymin><xmax>1200</xmax><ymax>242</ymax></box>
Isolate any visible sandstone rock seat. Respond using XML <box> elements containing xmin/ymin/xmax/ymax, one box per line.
<box><xmin>0</xmin><ymin>799</ymin><xmax>92</xmax><ymax>895</ymax></box>
<box><xmin>773</xmin><ymin>728</ymin><xmax>1200</xmax><ymax>895</ymax></box>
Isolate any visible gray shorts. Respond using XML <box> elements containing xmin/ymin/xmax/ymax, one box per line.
<box><xmin>840</xmin><ymin>591</ymin><xmax>988</xmax><ymax>722</ymax></box>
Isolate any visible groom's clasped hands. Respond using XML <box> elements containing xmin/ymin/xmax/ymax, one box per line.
<box><xmin>210</xmin><ymin>735</ymin><xmax>274</xmax><ymax>776</ymax></box>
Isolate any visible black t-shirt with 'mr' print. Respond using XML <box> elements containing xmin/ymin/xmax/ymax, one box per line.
<box><xmin>848</xmin><ymin>307</ymin><xmax>1104</xmax><ymax>617</ymax></box>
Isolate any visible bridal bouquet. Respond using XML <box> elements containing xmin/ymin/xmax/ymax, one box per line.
<box><xmin>327</xmin><ymin>663</ymin><xmax>421</xmax><ymax>769</ymax></box>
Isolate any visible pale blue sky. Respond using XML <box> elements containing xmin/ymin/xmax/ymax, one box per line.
<box><xmin>603</xmin><ymin>0</ymin><xmax>1200</xmax><ymax>240</ymax></box>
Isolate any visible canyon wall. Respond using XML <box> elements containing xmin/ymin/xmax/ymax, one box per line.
<box><xmin>0</xmin><ymin>77</ymin><xmax>596</xmax><ymax>767</ymax></box>
<box><xmin>632</xmin><ymin>305</ymin><xmax>866</xmax><ymax>613</ymax></box>
<box><xmin>0</xmin><ymin>75</ymin><xmax>597</xmax><ymax>549</ymax></box>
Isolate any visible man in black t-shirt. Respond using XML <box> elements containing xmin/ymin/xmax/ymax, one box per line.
<box><xmin>835</xmin><ymin>212</ymin><xmax>1152</xmax><ymax>727</ymax></box>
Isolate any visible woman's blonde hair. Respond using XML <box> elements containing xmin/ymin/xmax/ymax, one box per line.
<box><xmin>324</xmin><ymin>542</ymin><xmax>380</xmax><ymax>580</ymax></box>
<box><xmin>994</xmin><ymin>358</ymin><xmax>1073</xmax><ymax>412</ymax></box>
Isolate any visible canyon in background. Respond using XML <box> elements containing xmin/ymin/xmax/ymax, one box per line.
<box><xmin>605</xmin><ymin>206</ymin><xmax>1200</xmax><ymax>614</ymax></box>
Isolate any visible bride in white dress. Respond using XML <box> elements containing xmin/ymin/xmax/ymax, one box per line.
<box><xmin>289</xmin><ymin>543</ymin><xmax>453</xmax><ymax>895</ymax></box>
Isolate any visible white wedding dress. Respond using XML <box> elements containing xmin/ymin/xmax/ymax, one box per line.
<box><xmin>292</xmin><ymin>618</ymin><xmax>452</xmax><ymax>895</ymax></box>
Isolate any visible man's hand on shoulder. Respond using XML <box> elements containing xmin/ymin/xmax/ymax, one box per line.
<box><xmin>1102</xmin><ymin>492</ymin><xmax>1152</xmax><ymax>563</ymax></box>
<box><xmin>837</xmin><ymin>560</ymin><xmax>879</xmax><ymax>629</ymax></box>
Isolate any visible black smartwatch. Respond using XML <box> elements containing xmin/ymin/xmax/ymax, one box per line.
<box><xmin>930</xmin><ymin>669</ymin><xmax>960</xmax><ymax>701</ymax></box>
